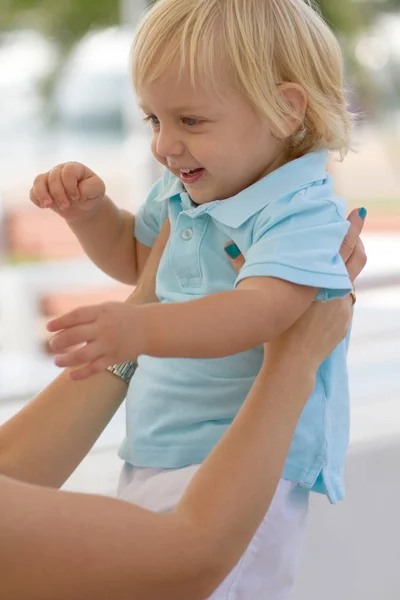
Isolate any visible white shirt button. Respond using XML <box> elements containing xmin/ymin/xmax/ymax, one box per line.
<box><xmin>181</xmin><ymin>228</ymin><xmax>193</xmax><ymax>240</ymax></box>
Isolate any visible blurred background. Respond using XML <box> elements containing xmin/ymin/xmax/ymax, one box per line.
<box><xmin>0</xmin><ymin>2</ymin><xmax>399</xmax><ymax>598</ymax></box>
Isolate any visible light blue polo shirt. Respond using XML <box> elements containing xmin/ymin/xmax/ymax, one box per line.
<box><xmin>119</xmin><ymin>149</ymin><xmax>352</xmax><ymax>503</ymax></box>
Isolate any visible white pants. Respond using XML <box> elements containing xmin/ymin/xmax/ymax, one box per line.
<box><xmin>118</xmin><ymin>464</ymin><xmax>309</xmax><ymax>600</ymax></box>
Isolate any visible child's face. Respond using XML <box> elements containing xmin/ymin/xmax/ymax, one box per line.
<box><xmin>138</xmin><ymin>63</ymin><xmax>286</xmax><ymax>204</ymax></box>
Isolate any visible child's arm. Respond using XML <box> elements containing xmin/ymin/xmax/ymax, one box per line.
<box><xmin>47</xmin><ymin>195</ymin><xmax>355</xmax><ymax>380</ymax></box>
<box><xmin>47</xmin><ymin>279</ymin><xmax>317</xmax><ymax>380</ymax></box>
<box><xmin>68</xmin><ymin>197</ymin><xmax>151</xmax><ymax>285</ymax></box>
<box><xmin>143</xmin><ymin>278</ymin><xmax>317</xmax><ymax>357</ymax></box>
<box><xmin>30</xmin><ymin>162</ymin><xmax>151</xmax><ymax>284</ymax></box>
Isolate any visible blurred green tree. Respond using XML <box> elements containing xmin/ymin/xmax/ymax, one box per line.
<box><xmin>2</xmin><ymin>0</ymin><xmax>394</xmax><ymax>44</ymax></box>
<box><xmin>2</xmin><ymin>0</ymin><xmax>396</xmax><ymax>120</ymax></box>
<box><xmin>1</xmin><ymin>0</ymin><xmax>119</xmax><ymax>46</ymax></box>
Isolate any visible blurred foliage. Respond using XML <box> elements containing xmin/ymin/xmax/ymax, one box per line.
<box><xmin>1</xmin><ymin>0</ymin><xmax>120</xmax><ymax>47</ymax></box>
<box><xmin>1</xmin><ymin>0</ymin><xmax>399</xmax><ymax>125</ymax></box>
<box><xmin>2</xmin><ymin>0</ymin><xmax>398</xmax><ymax>45</ymax></box>
<box><xmin>318</xmin><ymin>0</ymin><xmax>364</xmax><ymax>34</ymax></box>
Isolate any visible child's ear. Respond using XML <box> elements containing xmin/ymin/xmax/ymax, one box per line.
<box><xmin>278</xmin><ymin>83</ymin><xmax>308</xmax><ymax>137</ymax></box>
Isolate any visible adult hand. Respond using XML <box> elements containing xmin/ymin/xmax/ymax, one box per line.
<box><xmin>224</xmin><ymin>208</ymin><xmax>367</xmax><ymax>369</ymax></box>
<box><xmin>338</xmin><ymin>208</ymin><xmax>367</xmax><ymax>283</ymax></box>
<box><xmin>225</xmin><ymin>208</ymin><xmax>367</xmax><ymax>283</ymax></box>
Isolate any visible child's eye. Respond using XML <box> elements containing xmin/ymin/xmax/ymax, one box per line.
<box><xmin>182</xmin><ymin>117</ymin><xmax>203</xmax><ymax>127</ymax></box>
<box><xmin>143</xmin><ymin>115</ymin><xmax>160</xmax><ymax>128</ymax></box>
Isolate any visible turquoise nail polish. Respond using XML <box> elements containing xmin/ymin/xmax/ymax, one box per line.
<box><xmin>225</xmin><ymin>243</ymin><xmax>241</xmax><ymax>260</ymax></box>
<box><xmin>359</xmin><ymin>207</ymin><xmax>367</xmax><ymax>221</ymax></box>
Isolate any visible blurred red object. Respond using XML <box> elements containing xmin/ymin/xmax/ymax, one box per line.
<box><xmin>5</xmin><ymin>207</ymin><xmax>84</xmax><ymax>260</ymax></box>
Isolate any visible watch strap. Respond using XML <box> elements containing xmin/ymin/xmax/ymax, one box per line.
<box><xmin>106</xmin><ymin>361</ymin><xmax>137</xmax><ymax>384</ymax></box>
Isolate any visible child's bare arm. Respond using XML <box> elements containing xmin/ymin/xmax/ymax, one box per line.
<box><xmin>142</xmin><ymin>278</ymin><xmax>318</xmax><ymax>358</ymax></box>
<box><xmin>30</xmin><ymin>162</ymin><xmax>151</xmax><ymax>284</ymax></box>
<box><xmin>47</xmin><ymin>279</ymin><xmax>317</xmax><ymax>380</ymax></box>
<box><xmin>68</xmin><ymin>198</ymin><xmax>151</xmax><ymax>285</ymax></box>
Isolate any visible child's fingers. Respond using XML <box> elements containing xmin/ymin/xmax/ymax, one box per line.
<box><xmin>48</xmin><ymin>165</ymin><xmax>70</xmax><ymax>211</ymax></box>
<box><xmin>31</xmin><ymin>175</ymin><xmax>53</xmax><ymax>208</ymax></box>
<box><xmin>224</xmin><ymin>242</ymin><xmax>245</xmax><ymax>273</ymax></box>
<box><xmin>61</xmin><ymin>163</ymin><xmax>82</xmax><ymax>202</ymax></box>
<box><xmin>54</xmin><ymin>342</ymin><xmax>103</xmax><ymax>368</ymax></box>
<box><xmin>69</xmin><ymin>356</ymin><xmax>111</xmax><ymax>381</ymax></box>
<box><xmin>29</xmin><ymin>188</ymin><xmax>46</xmax><ymax>209</ymax></box>
<box><xmin>78</xmin><ymin>175</ymin><xmax>106</xmax><ymax>205</ymax></box>
<box><xmin>49</xmin><ymin>324</ymin><xmax>95</xmax><ymax>353</ymax></box>
<box><xmin>47</xmin><ymin>306</ymin><xmax>98</xmax><ymax>333</ymax></box>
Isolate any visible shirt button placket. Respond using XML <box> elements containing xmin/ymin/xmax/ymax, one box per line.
<box><xmin>169</xmin><ymin>213</ymin><xmax>205</xmax><ymax>286</ymax></box>
<box><xmin>181</xmin><ymin>228</ymin><xmax>193</xmax><ymax>241</ymax></box>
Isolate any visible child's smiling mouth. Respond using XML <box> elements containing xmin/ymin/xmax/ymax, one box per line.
<box><xmin>180</xmin><ymin>168</ymin><xmax>205</xmax><ymax>184</ymax></box>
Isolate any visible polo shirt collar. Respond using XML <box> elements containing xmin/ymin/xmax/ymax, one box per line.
<box><xmin>155</xmin><ymin>149</ymin><xmax>329</xmax><ymax>228</ymax></box>
<box><xmin>154</xmin><ymin>173</ymin><xmax>185</xmax><ymax>203</ymax></box>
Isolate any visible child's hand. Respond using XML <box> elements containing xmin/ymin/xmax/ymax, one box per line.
<box><xmin>47</xmin><ymin>302</ymin><xmax>146</xmax><ymax>380</ymax></box>
<box><xmin>30</xmin><ymin>162</ymin><xmax>106</xmax><ymax>224</ymax></box>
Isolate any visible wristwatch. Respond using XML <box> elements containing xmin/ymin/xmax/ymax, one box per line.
<box><xmin>106</xmin><ymin>361</ymin><xmax>137</xmax><ymax>384</ymax></box>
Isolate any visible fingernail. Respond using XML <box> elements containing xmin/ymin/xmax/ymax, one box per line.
<box><xmin>224</xmin><ymin>243</ymin><xmax>241</xmax><ymax>260</ymax></box>
<box><xmin>358</xmin><ymin>207</ymin><xmax>367</xmax><ymax>221</ymax></box>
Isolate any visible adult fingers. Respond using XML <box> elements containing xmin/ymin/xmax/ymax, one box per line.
<box><xmin>345</xmin><ymin>238</ymin><xmax>367</xmax><ymax>284</ymax></box>
<box><xmin>340</xmin><ymin>208</ymin><xmax>367</xmax><ymax>265</ymax></box>
<box><xmin>224</xmin><ymin>242</ymin><xmax>245</xmax><ymax>273</ymax></box>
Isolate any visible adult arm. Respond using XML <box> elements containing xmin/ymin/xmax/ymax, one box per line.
<box><xmin>0</xmin><ymin>301</ymin><xmax>342</xmax><ymax>600</ymax></box>
<box><xmin>0</xmin><ymin>211</ymin><xmax>366</xmax><ymax>600</ymax></box>
<box><xmin>0</xmin><ymin>221</ymin><xmax>170</xmax><ymax>488</ymax></box>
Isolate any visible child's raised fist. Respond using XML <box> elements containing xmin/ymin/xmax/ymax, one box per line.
<box><xmin>30</xmin><ymin>162</ymin><xmax>106</xmax><ymax>224</ymax></box>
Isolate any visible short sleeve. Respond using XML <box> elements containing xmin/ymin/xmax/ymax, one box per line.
<box><xmin>235</xmin><ymin>190</ymin><xmax>352</xmax><ymax>301</ymax></box>
<box><xmin>134</xmin><ymin>170</ymin><xmax>171</xmax><ymax>247</ymax></box>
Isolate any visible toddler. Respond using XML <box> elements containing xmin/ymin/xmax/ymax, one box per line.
<box><xmin>31</xmin><ymin>0</ymin><xmax>355</xmax><ymax>597</ymax></box>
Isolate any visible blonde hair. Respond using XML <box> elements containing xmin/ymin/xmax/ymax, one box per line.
<box><xmin>132</xmin><ymin>0</ymin><xmax>351</xmax><ymax>160</ymax></box>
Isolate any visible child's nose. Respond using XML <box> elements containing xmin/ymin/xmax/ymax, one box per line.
<box><xmin>156</xmin><ymin>126</ymin><xmax>184</xmax><ymax>158</ymax></box>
